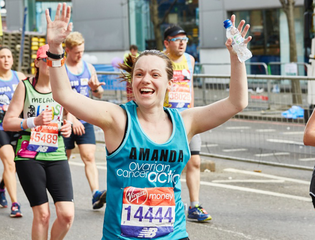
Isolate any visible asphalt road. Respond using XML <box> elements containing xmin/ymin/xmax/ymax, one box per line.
<box><xmin>0</xmin><ymin>143</ymin><xmax>314</xmax><ymax>240</ymax></box>
<box><xmin>200</xmin><ymin>118</ymin><xmax>315</xmax><ymax>170</ymax></box>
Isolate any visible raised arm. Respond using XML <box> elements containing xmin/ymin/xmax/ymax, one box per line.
<box><xmin>45</xmin><ymin>3</ymin><xmax>126</xmax><ymax>152</ymax></box>
<box><xmin>182</xmin><ymin>15</ymin><xmax>250</xmax><ymax>140</ymax></box>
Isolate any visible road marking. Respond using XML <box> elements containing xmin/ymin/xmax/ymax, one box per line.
<box><xmin>266</xmin><ymin>139</ymin><xmax>303</xmax><ymax>145</ymax></box>
<box><xmin>224</xmin><ymin>168</ymin><xmax>309</xmax><ymax>184</ymax></box>
<box><xmin>256</xmin><ymin>129</ymin><xmax>276</xmax><ymax>132</ymax></box>
<box><xmin>212</xmin><ymin>179</ymin><xmax>285</xmax><ymax>183</ymax></box>
<box><xmin>226</xmin><ymin>126</ymin><xmax>251</xmax><ymax>130</ymax></box>
<box><xmin>181</xmin><ymin>179</ymin><xmax>310</xmax><ymax>202</ymax></box>
<box><xmin>201</xmin><ymin>144</ymin><xmax>218</xmax><ymax>148</ymax></box>
<box><xmin>191</xmin><ymin>223</ymin><xmax>269</xmax><ymax>240</ymax></box>
<box><xmin>255</xmin><ymin>152</ymin><xmax>290</xmax><ymax>157</ymax></box>
<box><xmin>222</xmin><ymin>148</ymin><xmax>247</xmax><ymax>152</ymax></box>
<box><xmin>282</xmin><ymin>131</ymin><xmax>304</xmax><ymax>135</ymax></box>
<box><xmin>71</xmin><ymin>160</ymin><xmax>310</xmax><ymax>202</ymax></box>
<box><xmin>299</xmin><ymin>158</ymin><xmax>315</xmax><ymax>162</ymax></box>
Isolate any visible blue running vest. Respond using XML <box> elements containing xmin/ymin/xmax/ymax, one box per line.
<box><xmin>103</xmin><ymin>101</ymin><xmax>190</xmax><ymax>240</ymax></box>
<box><xmin>65</xmin><ymin>61</ymin><xmax>91</xmax><ymax>124</ymax></box>
<box><xmin>0</xmin><ymin>70</ymin><xmax>20</xmax><ymax>130</ymax></box>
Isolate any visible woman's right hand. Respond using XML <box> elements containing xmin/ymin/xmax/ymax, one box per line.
<box><xmin>34</xmin><ymin>109</ymin><xmax>53</xmax><ymax>126</ymax></box>
<box><xmin>45</xmin><ymin>3</ymin><xmax>72</xmax><ymax>53</ymax></box>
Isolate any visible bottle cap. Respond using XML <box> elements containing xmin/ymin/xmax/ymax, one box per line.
<box><xmin>223</xmin><ymin>19</ymin><xmax>232</xmax><ymax>28</ymax></box>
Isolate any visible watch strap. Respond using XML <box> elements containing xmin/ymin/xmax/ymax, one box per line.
<box><xmin>46</xmin><ymin>51</ymin><xmax>65</xmax><ymax>60</ymax></box>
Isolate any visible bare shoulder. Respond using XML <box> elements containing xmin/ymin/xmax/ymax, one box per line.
<box><xmin>87</xmin><ymin>62</ymin><xmax>96</xmax><ymax>73</ymax></box>
<box><xmin>16</xmin><ymin>71</ymin><xmax>27</xmax><ymax>80</ymax></box>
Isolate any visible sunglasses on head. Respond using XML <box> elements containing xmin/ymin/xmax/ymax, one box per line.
<box><xmin>37</xmin><ymin>58</ymin><xmax>47</xmax><ymax>62</ymax></box>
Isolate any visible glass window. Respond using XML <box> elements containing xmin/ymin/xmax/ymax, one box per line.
<box><xmin>129</xmin><ymin>0</ymin><xmax>200</xmax><ymax>61</ymax></box>
<box><xmin>229</xmin><ymin>9</ymin><xmax>281</xmax><ymax>74</ymax></box>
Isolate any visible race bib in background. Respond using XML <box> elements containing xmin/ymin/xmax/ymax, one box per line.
<box><xmin>27</xmin><ymin>122</ymin><xmax>59</xmax><ymax>153</ymax></box>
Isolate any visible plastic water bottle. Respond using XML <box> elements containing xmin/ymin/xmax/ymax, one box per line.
<box><xmin>223</xmin><ymin>19</ymin><xmax>252</xmax><ymax>63</ymax></box>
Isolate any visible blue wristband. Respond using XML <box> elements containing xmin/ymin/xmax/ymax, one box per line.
<box><xmin>20</xmin><ymin>120</ymin><xmax>25</xmax><ymax>130</ymax></box>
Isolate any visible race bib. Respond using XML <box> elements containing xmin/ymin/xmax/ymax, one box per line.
<box><xmin>167</xmin><ymin>69</ymin><xmax>191</xmax><ymax>108</ymax></box>
<box><xmin>27</xmin><ymin>123</ymin><xmax>59</xmax><ymax>153</ymax></box>
<box><xmin>121</xmin><ymin>187</ymin><xmax>175</xmax><ymax>239</ymax></box>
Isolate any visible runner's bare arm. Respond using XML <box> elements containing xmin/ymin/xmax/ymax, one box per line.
<box><xmin>88</xmin><ymin>64</ymin><xmax>104</xmax><ymax>99</ymax></box>
<box><xmin>3</xmin><ymin>81</ymin><xmax>52</xmax><ymax>131</ymax></box>
<box><xmin>304</xmin><ymin>111</ymin><xmax>315</xmax><ymax>146</ymax></box>
<box><xmin>45</xmin><ymin>3</ymin><xmax>126</xmax><ymax>152</ymax></box>
<box><xmin>182</xmin><ymin>15</ymin><xmax>250</xmax><ymax>141</ymax></box>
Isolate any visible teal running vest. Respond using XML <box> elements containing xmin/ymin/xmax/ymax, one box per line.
<box><xmin>15</xmin><ymin>78</ymin><xmax>67</xmax><ymax>161</ymax></box>
<box><xmin>103</xmin><ymin>101</ymin><xmax>190</xmax><ymax>240</ymax></box>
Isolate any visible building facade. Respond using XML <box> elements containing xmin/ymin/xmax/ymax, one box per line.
<box><xmin>5</xmin><ymin>0</ymin><xmax>305</xmax><ymax>74</ymax></box>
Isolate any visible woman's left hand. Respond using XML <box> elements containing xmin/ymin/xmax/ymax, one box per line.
<box><xmin>60</xmin><ymin>119</ymin><xmax>72</xmax><ymax>138</ymax></box>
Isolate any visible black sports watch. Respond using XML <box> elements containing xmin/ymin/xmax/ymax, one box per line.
<box><xmin>46</xmin><ymin>51</ymin><xmax>65</xmax><ymax>60</ymax></box>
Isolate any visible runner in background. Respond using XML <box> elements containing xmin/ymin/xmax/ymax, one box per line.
<box><xmin>303</xmin><ymin>111</ymin><xmax>315</xmax><ymax>208</ymax></box>
<box><xmin>163</xmin><ymin>25</ymin><xmax>211</xmax><ymax>222</ymax></box>
<box><xmin>124</xmin><ymin>45</ymin><xmax>139</xmax><ymax>102</ymax></box>
<box><xmin>45</xmin><ymin>4</ymin><xmax>250</xmax><ymax>239</ymax></box>
<box><xmin>0</xmin><ymin>46</ymin><xmax>26</xmax><ymax>217</ymax></box>
<box><xmin>3</xmin><ymin>44</ymin><xmax>74</xmax><ymax>239</ymax></box>
<box><xmin>64</xmin><ymin>31</ymin><xmax>107</xmax><ymax>209</ymax></box>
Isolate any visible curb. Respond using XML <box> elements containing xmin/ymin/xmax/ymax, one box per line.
<box><xmin>234</xmin><ymin>112</ymin><xmax>305</xmax><ymax>124</ymax></box>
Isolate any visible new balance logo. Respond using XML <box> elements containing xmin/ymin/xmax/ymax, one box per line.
<box><xmin>138</xmin><ymin>227</ymin><xmax>158</xmax><ymax>238</ymax></box>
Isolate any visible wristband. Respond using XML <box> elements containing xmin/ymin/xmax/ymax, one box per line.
<box><xmin>46</xmin><ymin>51</ymin><xmax>65</xmax><ymax>60</ymax></box>
<box><xmin>26</xmin><ymin>117</ymin><xmax>36</xmax><ymax>129</ymax></box>
<box><xmin>20</xmin><ymin>120</ymin><xmax>26</xmax><ymax>130</ymax></box>
<box><xmin>47</xmin><ymin>58</ymin><xmax>65</xmax><ymax>68</ymax></box>
<box><xmin>92</xmin><ymin>89</ymin><xmax>99</xmax><ymax>93</ymax></box>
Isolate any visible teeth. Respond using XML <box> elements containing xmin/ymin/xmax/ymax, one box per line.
<box><xmin>140</xmin><ymin>88</ymin><xmax>153</xmax><ymax>93</ymax></box>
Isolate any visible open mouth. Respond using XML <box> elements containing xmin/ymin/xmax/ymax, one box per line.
<box><xmin>140</xmin><ymin>88</ymin><xmax>155</xmax><ymax>95</ymax></box>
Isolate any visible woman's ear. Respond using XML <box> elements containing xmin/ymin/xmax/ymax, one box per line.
<box><xmin>34</xmin><ymin>59</ymin><xmax>39</xmax><ymax>68</ymax></box>
<box><xmin>167</xmin><ymin>79</ymin><xmax>173</xmax><ymax>91</ymax></box>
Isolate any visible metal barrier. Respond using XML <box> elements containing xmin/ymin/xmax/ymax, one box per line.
<box><xmin>268</xmin><ymin>62</ymin><xmax>308</xmax><ymax>76</ymax></box>
<box><xmin>195</xmin><ymin>62</ymin><xmax>269</xmax><ymax>75</ymax></box>
<box><xmin>95</xmin><ymin>71</ymin><xmax>315</xmax><ymax>170</ymax></box>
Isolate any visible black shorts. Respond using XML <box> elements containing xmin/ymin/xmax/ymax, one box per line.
<box><xmin>63</xmin><ymin>122</ymin><xmax>96</xmax><ymax>150</ymax></box>
<box><xmin>0</xmin><ymin>130</ymin><xmax>21</xmax><ymax>148</ymax></box>
<box><xmin>15</xmin><ymin>159</ymin><xmax>73</xmax><ymax>207</ymax></box>
<box><xmin>310</xmin><ymin>167</ymin><xmax>315</xmax><ymax>208</ymax></box>
<box><xmin>0</xmin><ymin>130</ymin><xmax>12</xmax><ymax>147</ymax></box>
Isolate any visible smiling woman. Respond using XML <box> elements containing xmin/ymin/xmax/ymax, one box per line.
<box><xmin>45</xmin><ymin>3</ymin><xmax>250</xmax><ymax>239</ymax></box>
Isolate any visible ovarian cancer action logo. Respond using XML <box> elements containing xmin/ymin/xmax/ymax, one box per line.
<box><xmin>125</xmin><ymin>187</ymin><xmax>148</xmax><ymax>205</ymax></box>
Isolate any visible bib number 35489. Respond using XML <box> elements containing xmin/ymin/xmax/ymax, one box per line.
<box><xmin>121</xmin><ymin>187</ymin><xmax>175</xmax><ymax>239</ymax></box>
